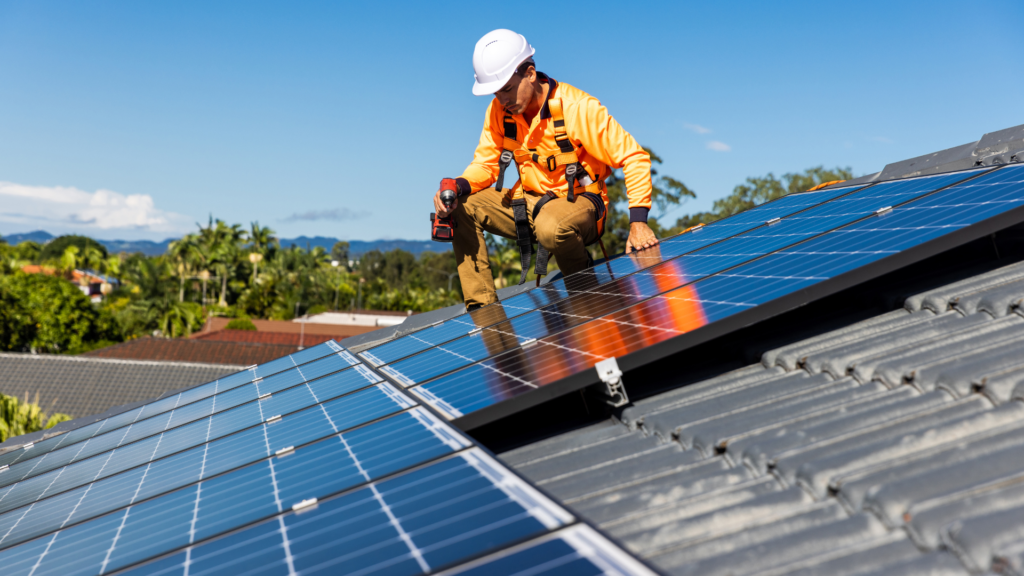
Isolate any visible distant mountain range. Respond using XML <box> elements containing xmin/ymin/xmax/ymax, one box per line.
<box><xmin>0</xmin><ymin>230</ymin><xmax>440</xmax><ymax>258</ymax></box>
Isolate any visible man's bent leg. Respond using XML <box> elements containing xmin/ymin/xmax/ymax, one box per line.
<box><xmin>534</xmin><ymin>197</ymin><xmax>599</xmax><ymax>276</ymax></box>
<box><xmin>451</xmin><ymin>188</ymin><xmax>524</xmax><ymax>307</ymax></box>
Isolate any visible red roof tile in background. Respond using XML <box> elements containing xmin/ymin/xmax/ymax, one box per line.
<box><xmin>82</xmin><ymin>337</ymin><xmax>302</xmax><ymax>366</ymax></box>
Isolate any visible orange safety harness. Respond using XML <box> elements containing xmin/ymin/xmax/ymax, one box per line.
<box><xmin>494</xmin><ymin>92</ymin><xmax>609</xmax><ymax>285</ymax></box>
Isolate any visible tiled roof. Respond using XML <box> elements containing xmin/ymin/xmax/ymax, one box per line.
<box><xmin>199</xmin><ymin>317</ymin><xmax>378</xmax><ymax>338</ymax></box>
<box><xmin>500</xmin><ymin>259</ymin><xmax>1024</xmax><ymax>575</ymax></box>
<box><xmin>82</xmin><ymin>336</ymin><xmax>299</xmax><ymax>366</ymax></box>
<box><xmin>190</xmin><ymin>329</ymin><xmax>338</xmax><ymax>347</ymax></box>
<box><xmin>0</xmin><ymin>353</ymin><xmax>236</xmax><ymax>421</ymax></box>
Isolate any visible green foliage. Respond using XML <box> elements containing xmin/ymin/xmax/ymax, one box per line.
<box><xmin>598</xmin><ymin>147</ymin><xmax>696</xmax><ymax>256</ymax></box>
<box><xmin>672</xmin><ymin>166</ymin><xmax>854</xmax><ymax>230</ymax></box>
<box><xmin>331</xmin><ymin>241</ymin><xmax>350</xmax><ymax>264</ymax></box>
<box><xmin>0</xmin><ymin>272</ymin><xmax>116</xmax><ymax>353</ymax></box>
<box><xmin>225</xmin><ymin>318</ymin><xmax>257</xmax><ymax>331</ymax></box>
<box><xmin>0</xmin><ymin>285</ymin><xmax>35</xmax><ymax>351</ymax></box>
<box><xmin>39</xmin><ymin>235</ymin><xmax>108</xmax><ymax>262</ymax></box>
<box><xmin>0</xmin><ymin>392</ymin><xmax>73</xmax><ymax>443</ymax></box>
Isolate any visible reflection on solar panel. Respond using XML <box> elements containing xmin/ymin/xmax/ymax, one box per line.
<box><xmin>356</xmin><ymin>165</ymin><xmax>1024</xmax><ymax>428</ymax></box>
<box><xmin>0</xmin><ymin>345</ymin><xmax>652</xmax><ymax>574</ymax></box>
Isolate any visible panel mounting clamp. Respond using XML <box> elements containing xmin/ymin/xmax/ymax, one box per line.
<box><xmin>591</xmin><ymin>357</ymin><xmax>629</xmax><ymax>408</ymax></box>
<box><xmin>875</xmin><ymin>206</ymin><xmax>893</xmax><ymax>216</ymax></box>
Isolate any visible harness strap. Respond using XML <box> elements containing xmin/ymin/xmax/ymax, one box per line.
<box><xmin>547</xmin><ymin>99</ymin><xmax>580</xmax><ymax>202</ymax></box>
<box><xmin>511</xmin><ymin>198</ymin><xmax>533</xmax><ymax>285</ymax></box>
<box><xmin>496</xmin><ymin>115</ymin><xmax>519</xmax><ymax>192</ymax></box>
<box><xmin>531</xmin><ymin>192</ymin><xmax>557</xmax><ymax>278</ymax></box>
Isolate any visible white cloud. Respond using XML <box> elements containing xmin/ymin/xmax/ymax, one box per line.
<box><xmin>0</xmin><ymin>181</ymin><xmax>190</xmax><ymax>234</ymax></box>
<box><xmin>685</xmin><ymin>123</ymin><xmax>712</xmax><ymax>134</ymax></box>
<box><xmin>706</xmin><ymin>141</ymin><xmax>732</xmax><ymax>152</ymax></box>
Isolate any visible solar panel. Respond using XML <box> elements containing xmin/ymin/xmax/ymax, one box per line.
<box><xmin>382</xmin><ymin>165</ymin><xmax>1024</xmax><ymax>427</ymax></box>
<box><xmin>0</xmin><ymin>348</ymin><xmax>650</xmax><ymax>574</ymax></box>
<box><xmin>0</xmin><ymin>362</ymin><xmax>381</xmax><ymax>514</ymax></box>
<box><xmin>0</xmin><ymin>342</ymin><xmax>352</xmax><ymax>471</ymax></box>
<box><xmin>359</xmin><ymin>182</ymin><xmax>865</xmax><ymax>367</ymax></box>
<box><xmin>373</xmin><ymin>169</ymin><xmax>988</xmax><ymax>389</ymax></box>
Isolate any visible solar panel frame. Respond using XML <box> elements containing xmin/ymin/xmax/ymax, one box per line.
<box><xmin>402</xmin><ymin>164</ymin><xmax>1024</xmax><ymax>429</ymax></box>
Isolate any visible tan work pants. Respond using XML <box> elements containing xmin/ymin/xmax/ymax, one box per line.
<box><xmin>452</xmin><ymin>187</ymin><xmax>599</xmax><ymax>307</ymax></box>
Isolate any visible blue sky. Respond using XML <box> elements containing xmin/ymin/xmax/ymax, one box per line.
<box><xmin>1</xmin><ymin>0</ymin><xmax>1022</xmax><ymax>241</ymax></box>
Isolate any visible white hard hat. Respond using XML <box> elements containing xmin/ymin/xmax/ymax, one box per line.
<box><xmin>471</xmin><ymin>29</ymin><xmax>535</xmax><ymax>96</ymax></box>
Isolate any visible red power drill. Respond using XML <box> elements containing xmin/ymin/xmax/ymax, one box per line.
<box><xmin>430</xmin><ymin>178</ymin><xmax>458</xmax><ymax>242</ymax></box>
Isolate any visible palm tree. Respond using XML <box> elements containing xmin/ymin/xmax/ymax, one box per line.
<box><xmin>248</xmin><ymin>222</ymin><xmax>276</xmax><ymax>283</ymax></box>
<box><xmin>198</xmin><ymin>217</ymin><xmax>247</xmax><ymax>307</ymax></box>
<box><xmin>168</xmin><ymin>234</ymin><xmax>202</xmax><ymax>302</ymax></box>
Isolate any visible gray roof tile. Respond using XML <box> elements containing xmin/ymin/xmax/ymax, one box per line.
<box><xmin>645</xmin><ymin>501</ymin><xmax>849</xmax><ymax>570</ymax></box>
<box><xmin>500</xmin><ymin>258</ymin><xmax>1024</xmax><ymax>575</ymax></box>
<box><xmin>668</xmin><ymin>512</ymin><xmax>889</xmax><ymax>576</ymax></box>
<box><xmin>732</xmin><ymin>388</ymin><xmax>947</xmax><ymax>474</ymax></box>
<box><xmin>942</xmin><ymin>503</ymin><xmax>1024</xmax><ymax>573</ymax></box>
<box><xmin>748</xmin><ymin>532</ymin><xmax>918</xmax><ymax>576</ymax></box>
<box><xmin>832</xmin><ymin>416</ymin><xmax>1024</xmax><ymax>513</ymax></box>
<box><xmin>904</xmin><ymin>260</ymin><xmax>1024</xmax><ymax>313</ymax></box>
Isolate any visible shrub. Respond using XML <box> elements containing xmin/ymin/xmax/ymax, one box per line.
<box><xmin>0</xmin><ymin>393</ymin><xmax>73</xmax><ymax>443</ymax></box>
<box><xmin>225</xmin><ymin>318</ymin><xmax>257</xmax><ymax>331</ymax></box>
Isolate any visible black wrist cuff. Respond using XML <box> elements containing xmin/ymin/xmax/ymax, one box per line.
<box><xmin>629</xmin><ymin>207</ymin><xmax>650</xmax><ymax>223</ymax></box>
<box><xmin>455</xmin><ymin>178</ymin><xmax>471</xmax><ymax>197</ymax></box>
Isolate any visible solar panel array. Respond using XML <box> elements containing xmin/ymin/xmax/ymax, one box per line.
<box><xmin>358</xmin><ymin>164</ymin><xmax>1024</xmax><ymax>426</ymax></box>
<box><xmin>0</xmin><ymin>341</ymin><xmax>654</xmax><ymax>575</ymax></box>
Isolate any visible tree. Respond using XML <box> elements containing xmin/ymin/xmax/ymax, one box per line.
<box><xmin>39</xmin><ymin>235</ymin><xmax>108</xmax><ymax>262</ymax></box>
<box><xmin>0</xmin><ymin>272</ymin><xmax>116</xmax><ymax>353</ymax></box>
<box><xmin>0</xmin><ymin>393</ymin><xmax>73</xmax><ymax>442</ymax></box>
<box><xmin>248</xmin><ymin>222</ymin><xmax>277</xmax><ymax>283</ymax></box>
<box><xmin>168</xmin><ymin>234</ymin><xmax>202</xmax><ymax>302</ymax></box>
<box><xmin>331</xmin><ymin>241</ymin><xmax>350</xmax><ymax>266</ymax></box>
<box><xmin>672</xmin><ymin>166</ymin><xmax>854</xmax><ymax>230</ymax></box>
<box><xmin>598</xmin><ymin>147</ymin><xmax>696</xmax><ymax>256</ymax></box>
<box><xmin>197</xmin><ymin>217</ymin><xmax>247</xmax><ymax>307</ymax></box>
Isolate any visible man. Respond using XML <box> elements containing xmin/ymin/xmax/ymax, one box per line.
<box><xmin>435</xmin><ymin>29</ymin><xmax>657</xmax><ymax>310</ymax></box>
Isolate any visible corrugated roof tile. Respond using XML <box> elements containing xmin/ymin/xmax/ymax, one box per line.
<box><xmin>942</xmin><ymin>503</ymin><xmax>1024</xmax><ymax>573</ymax></box>
<box><xmin>646</xmin><ymin>500</ymin><xmax>847</xmax><ymax>570</ymax></box>
<box><xmin>904</xmin><ymin>260</ymin><xmax>1024</xmax><ymax>313</ymax></box>
<box><xmin>791</xmin><ymin>401</ymin><xmax>1021</xmax><ymax>499</ymax></box>
<box><xmin>732</xmin><ymin>387</ymin><xmax>946</xmax><ymax>474</ymax></box>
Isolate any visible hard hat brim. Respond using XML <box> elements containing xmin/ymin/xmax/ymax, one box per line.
<box><xmin>472</xmin><ymin>75</ymin><xmax>513</xmax><ymax>96</ymax></box>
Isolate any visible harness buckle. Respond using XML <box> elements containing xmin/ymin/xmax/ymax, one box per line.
<box><xmin>546</xmin><ymin>155</ymin><xmax>557</xmax><ymax>171</ymax></box>
<box><xmin>564</xmin><ymin>163</ymin><xmax>578</xmax><ymax>202</ymax></box>
<box><xmin>496</xmin><ymin>150</ymin><xmax>514</xmax><ymax>192</ymax></box>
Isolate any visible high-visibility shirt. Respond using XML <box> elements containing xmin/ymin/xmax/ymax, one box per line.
<box><xmin>459</xmin><ymin>75</ymin><xmax>653</xmax><ymax>222</ymax></box>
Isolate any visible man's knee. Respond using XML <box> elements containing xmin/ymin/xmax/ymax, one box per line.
<box><xmin>535</xmin><ymin>215</ymin><xmax>581</xmax><ymax>252</ymax></box>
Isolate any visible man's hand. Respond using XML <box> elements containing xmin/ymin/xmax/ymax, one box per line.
<box><xmin>625</xmin><ymin>222</ymin><xmax>659</xmax><ymax>254</ymax></box>
<box><xmin>434</xmin><ymin>189</ymin><xmax>458</xmax><ymax>217</ymax></box>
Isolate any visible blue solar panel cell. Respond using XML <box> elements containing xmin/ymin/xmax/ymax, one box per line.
<box><xmin>115</xmin><ymin>449</ymin><xmax>570</xmax><ymax>576</ymax></box>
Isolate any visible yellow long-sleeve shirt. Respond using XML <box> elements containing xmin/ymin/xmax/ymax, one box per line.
<box><xmin>459</xmin><ymin>75</ymin><xmax>653</xmax><ymax>222</ymax></box>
